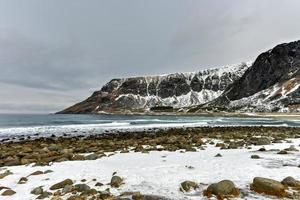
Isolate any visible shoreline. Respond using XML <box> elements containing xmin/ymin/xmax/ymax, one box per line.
<box><xmin>1</xmin><ymin>126</ymin><xmax>299</xmax><ymax>166</ymax></box>
<box><xmin>55</xmin><ymin>111</ymin><xmax>300</xmax><ymax>118</ymax></box>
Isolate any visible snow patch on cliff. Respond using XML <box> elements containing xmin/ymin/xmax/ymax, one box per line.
<box><xmin>111</xmin><ymin>62</ymin><xmax>251</xmax><ymax>110</ymax></box>
<box><xmin>229</xmin><ymin>76</ymin><xmax>300</xmax><ymax>112</ymax></box>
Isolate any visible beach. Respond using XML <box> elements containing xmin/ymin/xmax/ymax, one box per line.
<box><xmin>0</xmin><ymin>126</ymin><xmax>300</xmax><ymax>199</ymax></box>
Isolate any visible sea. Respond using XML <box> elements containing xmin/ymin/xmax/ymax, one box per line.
<box><xmin>0</xmin><ymin>114</ymin><xmax>300</xmax><ymax>140</ymax></box>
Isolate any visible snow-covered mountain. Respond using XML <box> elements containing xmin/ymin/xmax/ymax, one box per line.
<box><xmin>59</xmin><ymin>40</ymin><xmax>300</xmax><ymax>114</ymax></box>
<box><xmin>227</xmin><ymin>76</ymin><xmax>300</xmax><ymax>112</ymax></box>
<box><xmin>58</xmin><ymin>63</ymin><xmax>250</xmax><ymax>113</ymax></box>
<box><xmin>190</xmin><ymin>40</ymin><xmax>300</xmax><ymax>113</ymax></box>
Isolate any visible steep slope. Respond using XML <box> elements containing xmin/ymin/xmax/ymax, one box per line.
<box><xmin>228</xmin><ymin>75</ymin><xmax>300</xmax><ymax>112</ymax></box>
<box><xmin>190</xmin><ymin>40</ymin><xmax>300</xmax><ymax>112</ymax></box>
<box><xmin>58</xmin><ymin>63</ymin><xmax>250</xmax><ymax>114</ymax></box>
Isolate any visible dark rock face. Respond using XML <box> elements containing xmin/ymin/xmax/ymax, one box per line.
<box><xmin>224</xmin><ymin>41</ymin><xmax>300</xmax><ymax>101</ymax></box>
<box><xmin>58</xmin><ymin>63</ymin><xmax>248</xmax><ymax>114</ymax></box>
<box><xmin>192</xmin><ymin>40</ymin><xmax>300</xmax><ymax>112</ymax></box>
<box><xmin>158</xmin><ymin>75</ymin><xmax>191</xmax><ymax>98</ymax></box>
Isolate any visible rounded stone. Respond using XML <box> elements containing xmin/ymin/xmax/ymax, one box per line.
<box><xmin>1</xmin><ymin>189</ymin><xmax>16</xmax><ymax>196</ymax></box>
<box><xmin>180</xmin><ymin>181</ymin><xmax>199</xmax><ymax>192</ymax></box>
<box><xmin>50</xmin><ymin>179</ymin><xmax>73</xmax><ymax>190</ymax></box>
<box><xmin>206</xmin><ymin>180</ymin><xmax>237</xmax><ymax>196</ymax></box>
<box><xmin>110</xmin><ymin>176</ymin><xmax>123</xmax><ymax>188</ymax></box>
<box><xmin>251</xmin><ymin>177</ymin><xmax>285</xmax><ymax>197</ymax></box>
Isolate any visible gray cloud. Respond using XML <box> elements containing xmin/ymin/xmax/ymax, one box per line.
<box><xmin>1</xmin><ymin>0</ymin><xmax>300</xmax><ymax>113</ymax></box>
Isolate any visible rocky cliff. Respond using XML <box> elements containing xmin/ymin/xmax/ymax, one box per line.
<box><xmin>58</xmin><ymin>63</ymin><xmax>250</xmax><ymax>114</ymax></box>
<box><xmin>59</xmin><ymin>40</ymin><xmax>300</xmax><ymax>114</ymax></box>
<box><xmin>190</xmin><ymin>40</ymin><xmax>300</xmax><ymax>112</ymax></box>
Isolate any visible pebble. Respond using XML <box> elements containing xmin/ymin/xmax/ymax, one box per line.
<box><xmin>1</xmin><ymin>189</ymin><xmax>16</xmax><ymax>196</ymax></box>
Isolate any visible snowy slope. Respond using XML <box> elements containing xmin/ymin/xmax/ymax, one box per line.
<box><xmin>228</xmin><ymin>76</ymin><xmax>300</xmax><ymax>112</ymax></box>
<box><xmin>189</xmin><ymin>40</ymin><xmax>300</xmax><ymax>113</ymax></box>
<box><xmin>59</xmin><ymin>62</ymin><xmax>250</xmax><ymax>113</ymax></box>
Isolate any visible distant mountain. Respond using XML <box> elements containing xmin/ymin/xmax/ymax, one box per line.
<box><xmin>58</xmin><ymin>40</ymin><xmax>300</xmax><ymax>114</ymax></box>
<box><xmin>58</xmin><ymin>63</ymin><xmax>250</xmax><ymax>114</ymax></box>
<box><xmin>189</xmin><ymin>40</ymin><xmax>300</xmax><ymax>113</ymax></box>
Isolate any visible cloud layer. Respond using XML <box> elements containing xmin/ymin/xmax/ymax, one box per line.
<box><xmin>1</xmin><ymin>0</ymin><xmax>300</xmax><ymax>113</ymax></box>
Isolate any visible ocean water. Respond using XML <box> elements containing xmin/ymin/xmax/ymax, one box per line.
<box><xmin>0</xmin><ymin>114</ymin><xmax>299</xmax><ymax>140</ymax></box>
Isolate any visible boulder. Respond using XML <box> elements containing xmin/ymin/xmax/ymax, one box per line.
<box><xmin>180</xmin><ymin>181</ymin><xmax>199</xmax><ymax>192</ymax></box>
<box><xmin>3</xmin><ymin>156</ymin><xmax>20</xmax><ymax>166</ymax></box>
<box><xmin>84</xmin><ymin>153</ymin><xmax>99</xmax><ymax>160</ymax></box>
<box><xmin>99</xmin><ymin>190</ymin><xmax>114</xmax><ymax>199</ymax></box>
<box><xmin>95</xmin><ymin>182</ymin><xmax>104</xmax><ymax>187</ymax></box>
<box><xmin>251</xmin><ymin>155</ymin><xmax>260</xmax><ymax>159</ymax></box>
<box><xmin>1</xmin><ymin>189</ymin><xmax>16</xmax><ymax>196</ymax></box>
<box><xmin>277</xmin><ymin>150</ymin><xmax>288</xmax><ymax>154</ymax></box>
<box><xmin>251</xmin><ymin>177</ymin><xmax>286</xmax><ymax>197</ymax></box>
<box><xmin>81</xmin><ymin>188</ymin><xmax>97</xmax><ymax>195</ymax></box>
<box><xmin>281</xmin><ymin>176</ymin><xmax>300</xmax><ymax>188</ymax></box>
<box><xmin>31</xmin><ymin>186</ymin><xmax>43</xmax><ymax>195</ymax></box>
<box><xmin>29</xmin><ymin>170</ymin><xmax>44</xmax><ymax>176</ymax></box>
<box><xmin>62</xmin><ymin>185</ymin><xmax>74</xmax><ymax>194</ymax></box>
<box><xmin>18</xmin><ymin>177</ymin><xmax>28</xmax><ymax>184</ymax></box>
<box><xmin>50</xmin><ymin>179</ymin><xmax>73</xmax><ymax>190</ymax></box>
<box><xmin>74</xmin><ymin>184</ymin><xmax>90</xmax><ymax>192</ymax></box>
<box><xmin>258</xmin><ymin>147</ymin><xmax>266</xmax><ymax>151</ymax></box>
<box><xmin>0</xmin><ymin>170</ymin><xmax>12</xmax><ymax>179</ymax></box>
<box><xmin>72</xmin><ymin>154</ymin><xmax>85</xmax><ymax>160</ymax></box>
<box><xmin>44</xmin><ymin>170</ymin><xmax>54</xmax><ymax>174</ymax></box>
<box><xmin>110</xmin><ymin>176</ymin><xmax>123</xmax><ymax>188</ymax></box>
<box><xmin>204</xmin><ymin>180</ymin><xmax>239</xmax><ymax>198</ymax></box>
<box><xmin>36</xmin><ymin>191</ymin><xmax>52</xmax><ymax>199</ymax></box>
<box><xmin>131</xmin><ymin>192</ymin><xmax>142</xmax><ymax>200</ymax></box>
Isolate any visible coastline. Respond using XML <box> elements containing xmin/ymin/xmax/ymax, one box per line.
<box><xmin>1</xmin><ymin>126</ymin><xmax>300</xmax><ymax>166</ymax></box>
<box><xmin>58</xmin><ymin>111</ymin><xmax>300</xmax><ymax>119</ymax></box>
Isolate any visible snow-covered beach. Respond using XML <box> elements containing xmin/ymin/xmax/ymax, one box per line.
<box><xmin>0</xmin><ymin>126</ymin><xmax>299</xmax><ymax>200</ymax></box>
<box><xmin>1</xmin><ymin>139</ymin><xmax>300</xmax><ymax>200</ymax></box>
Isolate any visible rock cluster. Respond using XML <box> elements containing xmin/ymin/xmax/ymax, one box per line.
<box><xmin>0</xmin><ymin>126</ymin><xmax>298</xmax><ymax>167</ymax></box>
<box><xmin>0</xmin><ymin>126</ymin><xmax>299</xmax><ymax>199</ymax></box>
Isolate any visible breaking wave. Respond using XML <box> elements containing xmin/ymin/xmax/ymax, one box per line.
<box><xmin>0</xmin><ymin>114</ymin><xmax>299</xmax><ymax>140</ymax></box>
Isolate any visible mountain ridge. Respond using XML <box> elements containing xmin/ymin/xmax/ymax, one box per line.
<box><xmin>58</xmin><ymin>62</ymin><xmax>250</xmax><ymax>114</ymax></box>
<box><xmin>190</xmin><ymin>40</ymin><xmax>300</xmax><ymax>113</ymax></box>
<box><xmin>58</xmin><ymin>40</ymin><xmax>300</xmax><ymax>114</ymax></box>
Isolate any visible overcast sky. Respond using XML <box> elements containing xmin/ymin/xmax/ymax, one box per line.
<box><xmin>1</xmin><ymin>0</ymin><xmax>300</xmax><ymax>113</ymax></box>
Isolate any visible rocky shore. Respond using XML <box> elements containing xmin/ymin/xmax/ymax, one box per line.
<box><xmin>0</xmin><ymin>126</ymin><xmax>300</xmax><ymax>199</ymax></box>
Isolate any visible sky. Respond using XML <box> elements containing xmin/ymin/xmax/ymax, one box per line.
<box><xmin>1</xmin><ymin>0</ymin><xmax>300</xmax><ymax>113</ymax></box>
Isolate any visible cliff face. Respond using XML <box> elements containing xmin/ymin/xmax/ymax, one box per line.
<box><xmin>224</xmin><ymin>40</ymin><xmax>300</xmax><ymax>101</ymax></box>
<box><xmin>59</xmin><ymin>40</ymin><xmax>300</xmax><ymax>114</ymax></box>
<box><xmin>58</xmin><ymin>63</ymin><xmax>250</xmax><ymax>114</ymax></box>
<box><xmin>190</xmin><ymin>40</ymin><xmax>300</xmax><ymax>112</ymax></box>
